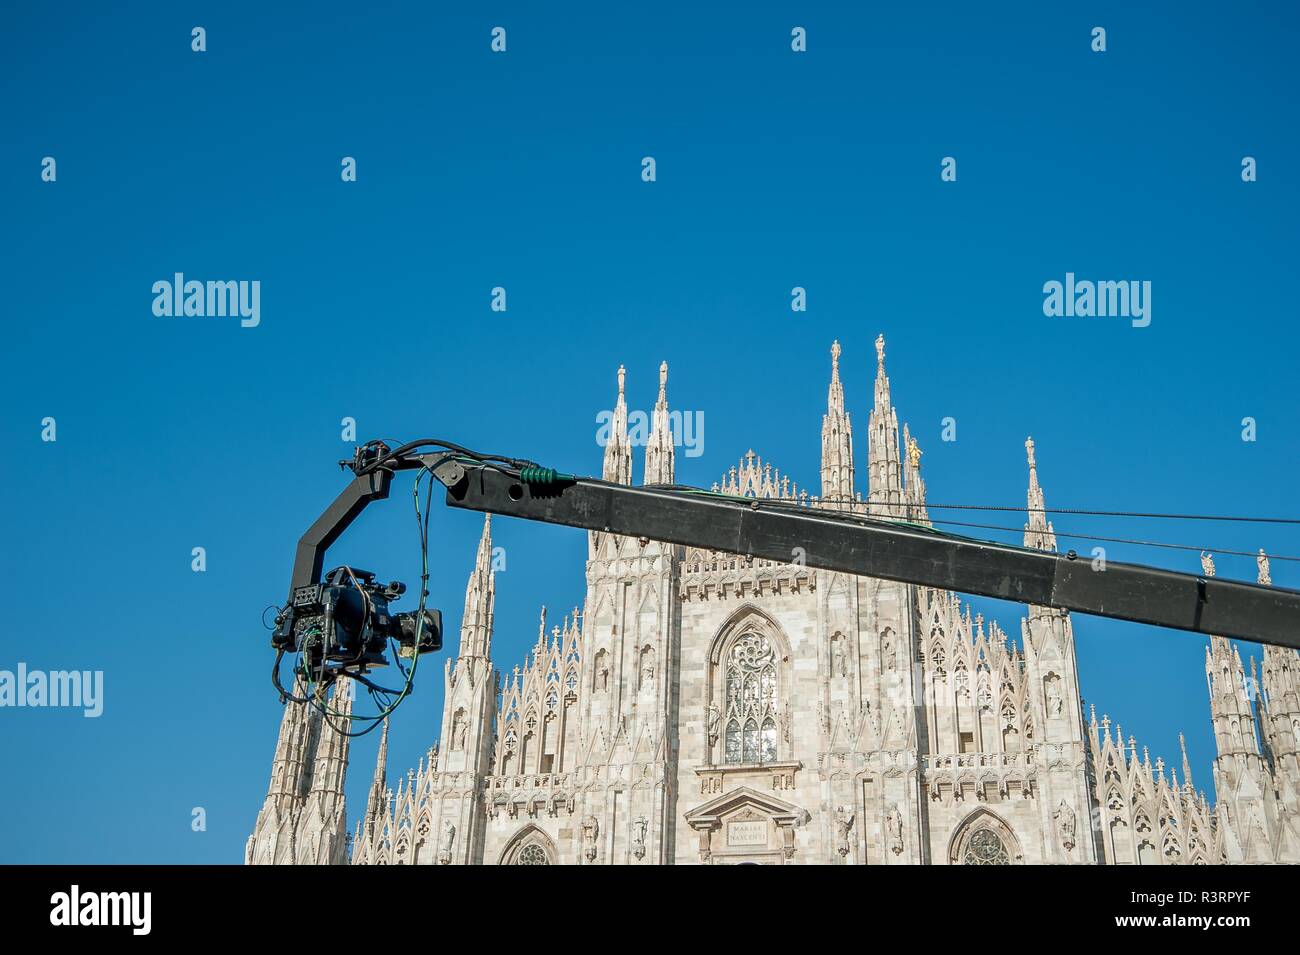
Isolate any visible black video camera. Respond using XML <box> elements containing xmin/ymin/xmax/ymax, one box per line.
<box><xmin>273</xmin><ymin>566</ymin><xmax>441</xmax><ymax>682</ymax></box>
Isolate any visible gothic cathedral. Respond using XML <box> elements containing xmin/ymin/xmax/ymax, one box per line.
<box><xmin>247</xmin><ymin>337</ymin><xmax>1300</xmax><ymax>865</ymax></box>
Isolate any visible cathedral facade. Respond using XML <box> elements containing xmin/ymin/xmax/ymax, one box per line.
<box><xmin>247</xmin><ymin>337</ymin><xmax>1300</xmax><ymax>865</ymax></box>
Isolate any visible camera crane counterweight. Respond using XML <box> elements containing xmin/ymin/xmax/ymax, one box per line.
<box><xmin>269</xmin><ymin>440</ymin><xmax>1300</xmax><ymax>714</ymax></box>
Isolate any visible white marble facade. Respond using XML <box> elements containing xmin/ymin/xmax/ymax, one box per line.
<box><xmin>248</xmin><ymin>337</ymin><xmax>1300</xmax><ymax>865</ymax></box>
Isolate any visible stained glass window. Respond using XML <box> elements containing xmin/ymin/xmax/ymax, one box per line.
<box><xmin>723</xmin><ymin>633</ymin><xmax>779</xmax><ymax>764</ymax></box>
<box><xmin>962</xmin><ymin>828</ymin><xmax>1010</xmax><ymax>865</ymax></box>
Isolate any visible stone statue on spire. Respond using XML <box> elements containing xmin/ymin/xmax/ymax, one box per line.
<box><xmin>1257</xmin><ymin>549</ymin><xmax>1272</xmax><ymax>586</ymax></box>
<box><xmin>874</xmin><ymin>333</ymin><xmax>885</xmax><ymax>369</ymax></box>
<box><xmin>1200</xmin><ymin>551</ymin><xmax>1216</xmax><ymax>578</ymax></box>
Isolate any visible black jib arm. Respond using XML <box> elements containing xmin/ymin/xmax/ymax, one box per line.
<box><xmin>273</xmin><ymin>446</ymin><xmax>1300</xmax><ymax>654</ymax></box>
<box><xmin>426</xmin><ymin>455</ymin><xmax>1300</xmax><ymax>651</ymax></box>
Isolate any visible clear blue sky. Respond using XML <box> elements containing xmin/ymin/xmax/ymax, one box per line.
<box><xmin>2</xmin><ymin>1</ymin><xmax>1296</xmax><ymax>863</ymax></box>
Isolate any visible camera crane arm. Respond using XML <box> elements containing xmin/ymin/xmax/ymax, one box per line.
<box><xmin>271</xmin><ymin>441</ymin><xmax>1300</xmax><ymax>683</ymax></box>
<box><xmin>427</xmin><ymin>454</ymin><xmax>1300</xmax><ymax>651</ymax></box>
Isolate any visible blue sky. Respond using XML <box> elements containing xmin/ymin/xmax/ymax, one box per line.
<box><xmin>2</xmin><ymin>1</ymin><xmax>1297</xmax><ymax>863</ymax></box>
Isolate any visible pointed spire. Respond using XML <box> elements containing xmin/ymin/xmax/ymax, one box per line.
<box><xmin>1180</xmin><ymin>731</ymin><xmax>1194</xmax><ymax>790</ymax></box>
<box><xmin>1023</xmin><ymin>437</ymin><xmax>1057</xmax><ymax>552</ymax></box>
<box><xmin>308</xmin><ymin>677</ymin><xmax>353</xmax><ymax>800</ymax></box>
<box><xmin>867</xmin><ymin>334</ymin><xmax>904</xmax><ymax>516</ymax></box>
<box><xmin>903</xmin><ymin>423</ymin><xmax>929</xmax><ymax>526</ymax></box>
<box><xmin>602</xmin><ymin>365</ymin><xmax>633</xmax><ymax>485</ymax></box>
<box><xmin>363</xmin><ymin>719</ymin><xmax>389</xmax><ymax>840</ymax></box>
<box><xmin>1206</xmin><ymin>619</ymin><xmax>1264</xmax><ymax>768</ymax></box>
<box><xmin>643</xmin><ymin>361</ymin><xmax>675</xmax><ymax>485</ymax></box>
<box><xmin>263</xmin><ymin>674</ymin><xmax>320</xmax><ymax>802</ymax></box>
<box><xmin>820</xmin><ymin>341</ymin><xmax>855</xmax><ymax>505</ymax></box>
<box><xmin>374</xmin><ymin>718</ymin><xmax>389</xmax><ymax>785</ymax></box>
<box><xmin>459</xmin><ymin>514</ymin><xmax>495</xmax><ymax>659</ymax></box>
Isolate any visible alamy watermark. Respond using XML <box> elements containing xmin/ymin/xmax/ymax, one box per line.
<box><xmin>1043</xmin><ymin>272</ymin><xmax>1150</xmax><ymax>328</ymax></box>
<box><xmin>0</xmin><ymin>663</ymin><xmax>103</xmax><ymax>717</ymax></box>
<box><xmin>596</xmin><ymin>408</ymin><xmax>705</xmax><ymax>458</ymax></box>
<box><xmin>50</xmin><ymin>885</ymin><xmax>150</xmax><ymax>935</ymax></box>
<box><xmin>152</xmin><ymin>273</ymin><xmax>260</xmax><ymax>328</ymax></box>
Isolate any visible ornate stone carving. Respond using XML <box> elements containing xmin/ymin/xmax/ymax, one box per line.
<box><xmin>1054</xmin><ymin>800</ymin><xmax>1077</xmax><ymax>852</ymax></box>
<box><xmin>437</xmin><ymin>820</ymin><xmax>455</xmax><ymax>865</ymax></box>
<box><xmin>885</xmin><ymin>802</ymin><xmax>904</xmax><ymax>856</ymax></box>
<box><xmin>834</xmin><ymin>805</ymin><xmax>854</xmax><ymax>858</ymax></box>
<box><xmin>1257</xmin><ymin>549</ymin><xmax>1271</xmax><ymax>586</ymax></box>
<box><xmin>632</xmin><ymin>817</ymin><xmax>648</xmax><ymax>860</ymax></box>
<box><xmin>1045</xmin><ymin>672</ymin><xmax>1063</xmax><ymax>718</ymax></box>
<box><xmin>831</xmin><ymin>631</ymin><xmax>849</xmax><ymax>679</ymax></box>
<box><xmin>581</xmin><ymin>815</ymin><xmax>600</xmax><ymax>862</ymax></box>
<box><xmin>705</xmin><ymin>702</ymin><xmax>721</xmax><ymax>748</ymax></box>
<box><xmin>639</xmin><ymin>645</ymin><xmax>656</xmax><ymax>691</ymax></box>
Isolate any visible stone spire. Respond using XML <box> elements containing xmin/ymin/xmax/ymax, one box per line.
<box><xmin>1204</xmin><ymin>591</ymin><xmax>1269</xmax><ymax>845</ymax></box>
<box><xmin>363</xmin><ymin>718</ymin><xmax>389</xmax><ymax>841</ymax></box>
<box><xmin>263</xmin><ymin>675</ymin><xmax>320</xmax><ymax>807</ymax></box>
<box><xmin>296</xmin><ymin>678</ymin><xmax>354</xmax><ymax>864</ymax></box>
<box><xmin>1023</xmin><ymin>437</ymin><xmax>1057</xmax><ymax>552</ymax></box>
<box><xmin>308</xmin><ymin>678</ymin><xmax>353</xmax><ymax>801</ymax></box>
<box><xmin>459</xmin><ymin>515</ymin><xmax>495</xmax><ymax>659</ymax></box>
<box><xmin>1205</xmin><ymin>627</ymin><xmax>1278</xmax><ymax>860</ymax></box>
<box><xmin>643</xmin><ymin>361</ymin><xmax>675</xmax><ymax>485</ymax></box>
<box><xmin>867</xmin><ymin>334</ymin><xmax>903</xmax><ymax>517</ymax></box>
<box><xmin>1256</xmin><ymin>548</ymin><xmax>1300</xmax><ymax>810</ymax></box>
<box><xmin>245</xmin><ymin>675</ymin><xmax>322</xmax><ymax>864</ymax></box>
<box><xmin>820</xmin><ymin>340</ymin><xmax>855</xmax><ymax>504</ymax></box>
<box><xmin>602</xmin><ymin>365</ymin><xmax>633</xmax><ymax>485</ymax></box>
<box><xmin>1180</xmin><ymin>731</ymin><xmax>1194</xmax><ymax>791</ymax></box>
<box><xmin>903</xmin><ymin>423</ymin><xmax>929</xmax><ymax>526</ymax></box>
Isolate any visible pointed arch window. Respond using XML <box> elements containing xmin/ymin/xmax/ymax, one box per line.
<box><xmin>949</xmin><ymin>810</ymin><xmax>1021</xmax><ymax>865</ymax></box>
<box><xmin>500</xmin><ymin>826</ymin><xmax>558</xmax><ymax>865</ymax></box>
<box><xmin>723</xmin><ymin>633</ymin><xmax>779</xmax><ymax>764</ymax></box>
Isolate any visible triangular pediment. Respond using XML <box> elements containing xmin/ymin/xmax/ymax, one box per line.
<box><xmin>684</xmin><ymin>785</ymin><xmax>808</xmax><ymax>828</ymax></box>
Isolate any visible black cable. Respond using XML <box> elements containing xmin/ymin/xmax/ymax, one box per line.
<box><xmin>636</xmin><ymin>477</ymin><xmax>1300</xmax><ymax>565</ymax></box>
<box><xmin>811</xmin><ymin>496</ymin><xmax>1300</xmax><ymax>526</ymax></box>
<box><xmin>924</xmin><ymin>518</ymin><xmax>1300</xmax><ymax>564</ymax></box>
<box><xmin>270</xmin><ymin>457</ymin><xmax>440</xmax><ymax>737</ymax></box>
<box><xmin>357</xmin><ymin>438</ymin><xmax>537</xmax><ymax>476</ymax></box>
<box><xmin>309</xmin><ymin>462</ymin><xmax>439</xmax><ymax>738</ymax></box>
